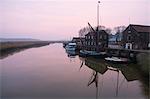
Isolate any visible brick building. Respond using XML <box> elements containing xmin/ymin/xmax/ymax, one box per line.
<box><xmin>84</xmin><ymin>30</ymin><xmax>108</xmax><ymax>52</ymax></box>
<box><xmin>122</xmin><ymin>24</ymin><xmax>150</xmax><ymax>50</ymax></box>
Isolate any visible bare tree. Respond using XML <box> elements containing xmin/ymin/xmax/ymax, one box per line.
<box><xmin>78</xmin><ymin>27</ymin><xmax>90</xmax><ymax>37</ymax></box>
<box><xmin>114</xmin><ymin>26</ymin><xmax>126</xmax><ymax>34</ymax></box>
<box><xmin>79</xmin><ymin>25</ymin><xmax>112</xmax><ymax>37</ymax></box>
<box><xmin>114</xmin><ymin>26</ymin><xmax>126</xmax><ymax>42</ymax></box>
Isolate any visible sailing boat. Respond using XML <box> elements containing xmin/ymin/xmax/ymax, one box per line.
<box><xmin>79</xmin><ymin>22</ymin><xmax>108</xmax><ymax>57</ymax></box>
<box><xmin>79</xmin><ymin>1</ymin><xmax>108</xmax><ymax>57</ymax></box>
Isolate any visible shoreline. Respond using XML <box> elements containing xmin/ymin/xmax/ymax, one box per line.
<box><xmin>0</xmin><ymin>41</ymin><xmax>50</xmax><ymax>51</ymax></box>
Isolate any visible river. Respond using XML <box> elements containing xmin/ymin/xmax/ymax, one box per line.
<box><xmin>0</xmin><ymin>44</ymin><xmax>148</xmax><ymax>99</ymax></box>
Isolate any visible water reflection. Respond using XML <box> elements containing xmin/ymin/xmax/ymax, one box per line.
<box><xmin>65</xmin><ymin>50</ymin><xmax>77</xmax><ymax>58</ymax></box>
<box><xmin>1</xmin><ymin>44</ymin><xmax>149</xmax><ymax>99</ymax></box>
<box><xmin>0</xmin><ymin>45</ymin><xmax>49</xmax><ymax>59</ymax></box>
<box><xmin>79</xmin><ymin>57</ymin><xmax>149</xmax><ymax>99</ymax></box>
<box><xmin>0</xmin><ymin>48</ymin><xmax>26</xmax><ymax>59</ymax></box>
<box><xmin>65</xmin><ymin>50</ymin><xmax>77</xmax><ymax>63</ymax></box>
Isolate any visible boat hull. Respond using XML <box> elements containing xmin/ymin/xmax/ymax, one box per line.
<box><xmin>79</xmin><ymin>50</ymin><xmax>107</xmax><ymax>58</ymax></box>
<box><xmin>105</xmin><ymin>57</ymin><xmax>129</xmax><ymax>64</ymax></box>
<box><xmin>65</xmin><ymin>43</ymin><xmax>76</xmax><ymax>51</ymax></box>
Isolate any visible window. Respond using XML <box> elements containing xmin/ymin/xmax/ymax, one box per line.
<box><xmin>104</xmin><ymin>35</ymin><xmax>107</xmax><ymax>39</ymax></box>
<box><xmin>100</xmin><ymin>35</ymin><xmax>102</xmax><ymax>39</ymax></box>
<box><xmin>88</xmin><ymin>42</ymin><xmax>90</xmax><ymax>45</ymax></box>
<box><xmin>128</xmin><ymin>30</ymin><xmax>131</xmax><ymax>33</ymax></box>
<box><xmin>98</xmin><ymin>42</ymin><xmax>101</xmax><ymax>45</ymax></box>
<box><xmin>92</xmin><ymin>42</ymin><xmax>94</xmax><ymax>45</ymax></box>
<box><xmin>127</xmin><ymin>35</ymin><xmax>131</xmax><ymax>40</ymax></box>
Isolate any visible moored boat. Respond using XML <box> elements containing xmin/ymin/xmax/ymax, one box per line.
<box><xmin>79</xmin><ymin>50</ymin><xmax>107</xmax><ymax>58</ymax></box>
<box><xmin>79</xmin><ymin>50</ymin><xmax>89</xmax><ymax>57</ymax></box>
<box><xmin>105</xmin><ymin>57</ymin><xmax>129</xmax><ymax>63</ymax></box>
<box><xmin>65</xmin><ymin>43</ymin><xmax>76</xmax><ymax>51</ymax></box>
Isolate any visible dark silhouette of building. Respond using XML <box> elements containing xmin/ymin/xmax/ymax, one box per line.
<box><xmin>84</xmin><ymin>30</ymin><xmax>108</xmax><ymax>52</ymax></box>
<box><xmin>122</xmin><ymin>24</ymin><xmax>150</xmax><ymax>50</ymax></box>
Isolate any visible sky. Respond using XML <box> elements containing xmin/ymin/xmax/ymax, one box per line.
<box><xmin>0</xmin><ymin>0</ymin><xmax>150</xmax><ymax>40</ymax></box>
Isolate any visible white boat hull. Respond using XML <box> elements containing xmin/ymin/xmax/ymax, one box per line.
<box><xmin>105</xmin><ymin>57</ymin><xmax>128</xmax><ymax>63</ymax></box>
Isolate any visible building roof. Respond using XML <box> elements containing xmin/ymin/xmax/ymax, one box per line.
<box><xmin>72</xmin><ymin>37</ymin><xmax>85</xmax><ymax>39</ymax></box>
<box><xmin>85</xmin><ymin>32</ymin><xmax>95</xmax><ymax>36</ymax></box>
<box><xmin>129</xmin><ymin>24</ymin><xmax>150</xmax><ymax>33</ymax></box>
<box><xmin>72</xmin><ymin>37</ymin><xmax>85</xmax><ymax>42</ymax></box>
<box><xmin>85</xmin><ymin>30</ymin><xmax>107</xmax><ymax>36</ymax></box>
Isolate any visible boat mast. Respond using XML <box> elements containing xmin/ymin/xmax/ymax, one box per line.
<box><xmin>96</xmin><ymin>1</ymin><xmax>100</xmax><ymax>52</ymax></box>
<box><xmin>97</xmin><ymin>1</ymin><xmax>100</xmax><ymax>29</ymax></box>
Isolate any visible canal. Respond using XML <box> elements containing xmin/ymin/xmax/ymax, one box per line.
<box><xmin>0</xmin><ymin>44</ymin><xmax>149</xmax><ymax>99</ymax></box>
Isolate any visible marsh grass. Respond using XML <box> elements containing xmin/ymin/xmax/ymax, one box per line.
<box><xmin>0</xmin><ymin>41</ymin><xmax>50</xmax><ymax>51</ymax></box>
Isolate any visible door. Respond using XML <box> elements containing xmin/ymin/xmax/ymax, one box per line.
<box><xmin>125</xmin><ymin>43</ymin><xmax>132</xmax><ymax>49</ymax></box>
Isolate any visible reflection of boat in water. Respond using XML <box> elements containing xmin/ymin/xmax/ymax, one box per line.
<box><xmin>66</xmin><ymin>50</ymin><xmax>77</xmax><ymax>58</ymax></box>
<box><xmin>88</xmin><ymin>71</ymin><xmax>99</xmax><ymax>99</ymax></box>
<box><xmin>105</xmin><ymin>57</ymin><xmax>129</xmax><ymax>63</ymax></box>
<box><xmin>79</xmin><ymin>57</ymin><xmax>142</xmax><ymax>98</ymax></box>
<box><xmin>82</xmin><ymin>57</ymin><xmax>140</xmax><ymax>82</ymax></box>
<box><xmin>84</xmin><ymin>57</ymin><xmax>120</xmax><ymax>98</ymax></box>
<box><xmin>85</xmin><ymin>57</ymin><xmax>108</xmax><ymax>74</ymax></box>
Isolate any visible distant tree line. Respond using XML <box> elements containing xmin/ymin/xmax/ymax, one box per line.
<box><xmin>78</xmin><ymin>25</ymin><xmax>126</xmax><ymax>44</ymax></box>
<box><xmin>78</xmin><ymin>25</ymin><xmax>126</xmax><ymax>37</ymax></box>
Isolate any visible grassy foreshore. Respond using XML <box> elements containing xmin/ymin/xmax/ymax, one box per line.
<box><xmin>0</xmin><ymin>41</ymin><xmax>50</xmax><ymax>51</ymax></box>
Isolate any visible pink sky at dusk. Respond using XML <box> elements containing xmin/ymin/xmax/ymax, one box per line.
<box><xmin>0</xmin><ymin>0</ymin><xmax>150</xmax><ymax>40</ymax></box>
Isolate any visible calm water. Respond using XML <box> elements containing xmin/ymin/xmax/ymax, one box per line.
<box><xmin>0</xmin><ymin>44</ymin><xmax>148</xmax><ymax>99</ymax></box>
